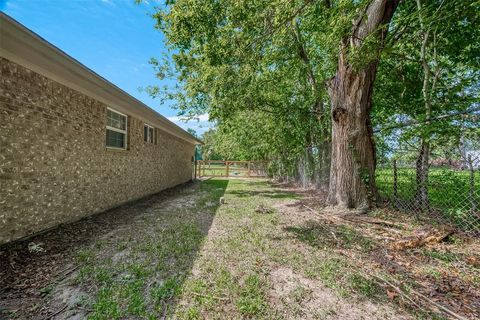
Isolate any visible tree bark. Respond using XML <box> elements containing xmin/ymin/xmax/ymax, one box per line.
<box><xmin>415</xmin><ymin>139</ymin><xmax>430</xmax><ymax>211</ymax></box>
<box><xmin>467</xmin><ymin>155</ymin><xmax>477</xmax><ymax>213</ymax></box>
<box><xmin>327</xmin><ymin>0</ymin><xmax>400</xmax><ymax>210</ymax></box>
<box><xmin>318</xmin><ymin>138</ymin><xmax>331</xmax><ymax>190</ymax></box>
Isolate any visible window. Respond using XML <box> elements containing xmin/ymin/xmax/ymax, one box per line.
<box><xmin>144</xmin><ymin>124</ymin><xmax>155</xmax><ymax>144</ymax></box>
<box><xmin>106</xmin><ymin>108</ymin><xmax>127</xmax><ymax>149</ymax></box>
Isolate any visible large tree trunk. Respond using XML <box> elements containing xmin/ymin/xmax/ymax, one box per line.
<box><xmin>327</xmin><ymin>56</ymin><xmax>378</xmax><ymax>209</ymax></box>
<box><xmin>327</xmin><ymin>0</ymin><xmax>400</xmax><ymax>210</ymax></box>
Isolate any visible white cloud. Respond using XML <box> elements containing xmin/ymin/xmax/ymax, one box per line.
<box><xmin>167</xmin><ymin>113</ymin><xmax>209</xmax><ymax>123</ymax></box>
<box><xmin>100</xmin><ymin>0</ymin><xmax>116</xmax><ymax>6</ymax></box>
<box><xmin>167</xmin><ymin>113</ymin><xmax>213</xmax><ymax>135</ymax></box>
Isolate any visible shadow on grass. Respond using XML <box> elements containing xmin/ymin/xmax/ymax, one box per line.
<box><xmin>284</xmin><ymin>221</ymin><xmax>388</xmax><ymax>302</ymax></box>
<box><xmin>0</xmin><ymin>179</ymin><xmax>229</xmax><ymax>320</ymax></box>
<box><xmin>227</xmin><ymin>189</ymin><xmax>298</xmax><ymax>199</ymax></box>
<box><xmin>284</xmin><ymin>220</ymin><xmax>375</xmax><ymax>252</ymax></box>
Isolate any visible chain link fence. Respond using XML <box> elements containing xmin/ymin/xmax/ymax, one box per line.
<box><xmin>376</xmin><ymin>152</ymin><xmax>480</xmax><ymax>235</ymax></box>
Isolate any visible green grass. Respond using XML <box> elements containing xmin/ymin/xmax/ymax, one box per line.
<box><xmin>73</xmin><ymin>179</ymin><xmax>229</xmax><ymax>319</ymax></box>
<box><xmin>198</xmin><ymin>163</ymin><xmax>265</xmax><ymax>177</ymax></box>
<box><xmin>236</xmin><ymin>274</ymin><xmax>269</xmax><ymax>316</ymax></box>
<box><xmin>348</xmin><ymin>274</ymin><xmax>383</xmax><ymax>299</ymax></box>
<box><xmin>285</xmin><ymin>223</ymin><xmax>374</xmax><ymax>252</ymax></box>
<box><xmin>422</xmin><ymin>249</ymin><xmax>460</xmax><ymax>263</ymax></box>
<box><xmin>171</xmin><ymin>179</ymin><xmax>402</xmax><ymax>318</ymax></box>
<box><xmin>376</xmin><ymin>167</ymin><xmax>480</xmax><ymax>227</ymax></box>
<box><xmin>71</xmin><ymin>178</ymin><xmax>433</xmax><ymax>319</ymax></box>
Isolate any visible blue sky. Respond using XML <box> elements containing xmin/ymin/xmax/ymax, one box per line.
<box><xmin>0</xmin><ymin>0</ymin><xmax>210</xmax><ymax>135</ymax></box>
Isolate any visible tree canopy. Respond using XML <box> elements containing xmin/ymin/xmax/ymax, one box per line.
<box><xmin>143</xmin><ymin>0</ymin><xmax>480</xmax><ymax>208</ymax></box>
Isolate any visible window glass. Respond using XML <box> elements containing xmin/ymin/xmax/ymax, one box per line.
<box><xmin>106</xmin><ymin>108</ymin><xmax>127</xmax><ymax>149</ymax></box>
<box><xmin>149</xmin><ymin>127</ymin><xmax>154</xmax><ymax>143</ymax></box>
<box><xmin>144</xmin><ymin>124</ymin><xmax>155</xmax><ymax>143</ymax></box>
<box><xmin>106</xmin><ymin>129</ymin><xmax>125</xmax><ymax>148</ymax></box>
<box><xmin>107</xmin><ymin>109</ymin><xmax>126</xmax><ymax>130</ymax></box>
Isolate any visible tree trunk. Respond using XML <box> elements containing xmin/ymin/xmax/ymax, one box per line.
<box><xmin>318</xmin><ymin>138</ymin><xmax>331</xmax><ymax>190</ymax></box>
<box><xmin>327</xmin><ymin>58</ymin><xmax>378</xmax><ymax>210</ymax></box>
<box><xmin>415</xmin><ymin>139</ymin><xmax>430</xmax><ymax>211</ymax></box>
<box><xmin>327</xmin><ymin>0</ymin><xmax>400</xmax><ymax>210</ymax></box>
<box><xmin>467</xmin><ymin>154</ymin><xmax>477</xmax><ymax>213</ymax></box>
<box><xmin>414</xmin><ymin>0</ymin><xmax>435</xmax><ymax>213</ymax></box>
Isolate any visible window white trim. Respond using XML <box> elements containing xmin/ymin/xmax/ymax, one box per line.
<box><xmin>106</xmin><ymin>126</ymin><xmax>126</xmax><ymax>134</ymax></box>
<box><xmin>107</xmin><ymin>106</ymin><xmax>127</xmax><ymax>118</ymax></box>
<box><xmin>144</xmin><ymin>123</ymin><xmax>155</xmax><ymax>144</ymax></box>
<box><xmin>106</xmin><ymin>107</ymin><xmax>128</xmax><ymax>150</ymax></box>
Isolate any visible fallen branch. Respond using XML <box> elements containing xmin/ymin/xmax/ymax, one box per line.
<box><xmin>56</xmin><ymin>265</ymin><xmax>79</xmax><ymax>281</ymax></box>
<box><xmin>303</xmin><ymin>204</ymin><xmax>318</xmax><ymax>215</ymax></box>
<box><xmin>44</xmin><ymin>304</ymin><xmax>68</xmax><ymax>320</ymax></box>
<box><xmin>410</xmin><ymin>287</ymin><xmax>469</xmax><ymax>320</ymax></box>
<box><xmin>372</xmin><ymin>274</ymin><xmax>468</xmax><ymax>320</ymax></box>
<box><xmin>392</xmin><ymin>227</ymin><xmax>454</xmax><ymax>250</ymax></box>
<box><xmin>303</xmin><ymin>204</ymin><xmax>405</xmax><ymax>230</ymax></box>
<box><xmin>339</xmin><ymin>216</ymin><xmax>403</xmax><ymax>229</ymax></box>
<box><xmin>161</xmin><ymin>301</ymin><xmax>168</xmax><ymax>320</ymax></box>
<box><xmin>76</xmin><ymin>306</ymin><xmax>94</xmax><ymax>312</ymax></box>
<box><xmin>370</xmin><ymin>274</ymin><xmax>422</xmax><ymax>309</ymax></box>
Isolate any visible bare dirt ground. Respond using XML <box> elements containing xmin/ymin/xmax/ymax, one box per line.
<box><xmin>1</xmin><ymin>178</ymin><xmax>479</xmax><ymax>319</ymax></box>
<box><xmin>0</xmin><ymin>180</ymin><xmax>216</xmax><ymax>319</ymax></box>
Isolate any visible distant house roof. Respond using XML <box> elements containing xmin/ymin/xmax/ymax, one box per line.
<box><xmin>0</xmin><ymin>12</ymin><xmax>203</xmax><ymax>145</ymax></box>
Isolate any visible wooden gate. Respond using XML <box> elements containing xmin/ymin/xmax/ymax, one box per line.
<box><xmin>196</xmin><ymin>160</ymin><xmax>269</xmax><ymax>178</ymax></box>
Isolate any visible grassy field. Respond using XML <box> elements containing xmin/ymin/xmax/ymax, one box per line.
<box><xmin>199</xmin><ymin>164</ymin><xmax>236</xmax><ymax>177</ymax></box>
<box><xmin>376</xmin><ymin>167</ymin><xmax>480</xmax><ymax>226</ymax></box>
<box><xmin>198</xmin><ymin>163</ymin><xmax>266</xmax><ymax>177</ymax></box>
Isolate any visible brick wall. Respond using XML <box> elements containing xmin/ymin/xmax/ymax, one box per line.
<box><xmin>0</xmin><ymin>57</ymin><xmax>195</xmax><ymax>244</ymax></box>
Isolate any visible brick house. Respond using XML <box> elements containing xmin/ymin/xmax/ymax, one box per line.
<box><xmin>0</xmin><ymin>13</ymin><xmax>202</xmax><ymax>244</ymax></box>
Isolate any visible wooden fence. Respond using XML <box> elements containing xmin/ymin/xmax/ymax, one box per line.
<box><xmin>196</xmin><ymin>160</ymin><xmax>269</xmax><ymax>178</ymax></box>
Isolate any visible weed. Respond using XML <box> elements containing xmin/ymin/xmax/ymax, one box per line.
<box><xmin>184</xmin><ymin>307</ymin><xmax>201</xmax><ymax>320</ymax></box>
<box><xmin>95</xmin><ymin>268</ymin><xmax>113</xmax><ymax>285</ymax></box>
<box><xmin>236</xmin><ymin>274</ymin><xmax>268</xmax><ymax>316</ymax></box>
<box><xmin>94</xmin><ymin>240</ymin><xmax>106</xmax><ymax>249</ymax></box>
<box><xmin>348</xmin><ymin>273</ymin><xmax>382</xmax><ymax>299</ymax></box>
<box><xmin>291</xmin><ymin>285</ymin><xmax>311</xmax><ymax>303</ymax></box>
<box><xmin>123</xmin><ymin>280</ymin><xmax>146</xmax><ymax>316</ymax></box>
<box><xmin>422</xmin><ymin>249</ymin><xmax>459</xmax><ymax>263</ymax></box>
<box><xmin>423</xmin><ymin>267</ymin><xmax>442</xmax><ymax>279</ymax></box>
<box><xmin>127</xmin><ymin>263</ymin><xmax>151</xmax><ymax>279</ymax></box>
<box><xmin>90</xmin><ymin>287</ymin><xmax>121</xmax><ymax>320</ymax></box>
<box><xmin>116</xmin><ymin>242</ymin><xmax>128</xmax><ymax>251</ymax></box>
<box><xmin>39</xmin><ymin>285</ymin><xmax>53</xmax><ymax>296</ymax></box>
<box><xmin>76</xmin><ymin>249</ymin><xmax>94</xmax><ymax>264</ymax></box>
<box><xmin>286</xmin><ymin>222</ymin><xmax>373</xmax><ymax>252</ymax></box>
<box><xmin>151</xmin><ymin>276</ymin><xmax>183</xmax><ymax>304</ymax></box>
<box><xmin>337</xmin><ymin>225</ymin><xmax>374</xmax><ymax>252</ymax></box>
<box><xmin>76</xmin><ymin>265</ymin><xmax>95</xmax><ymax>284</ymax></box>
